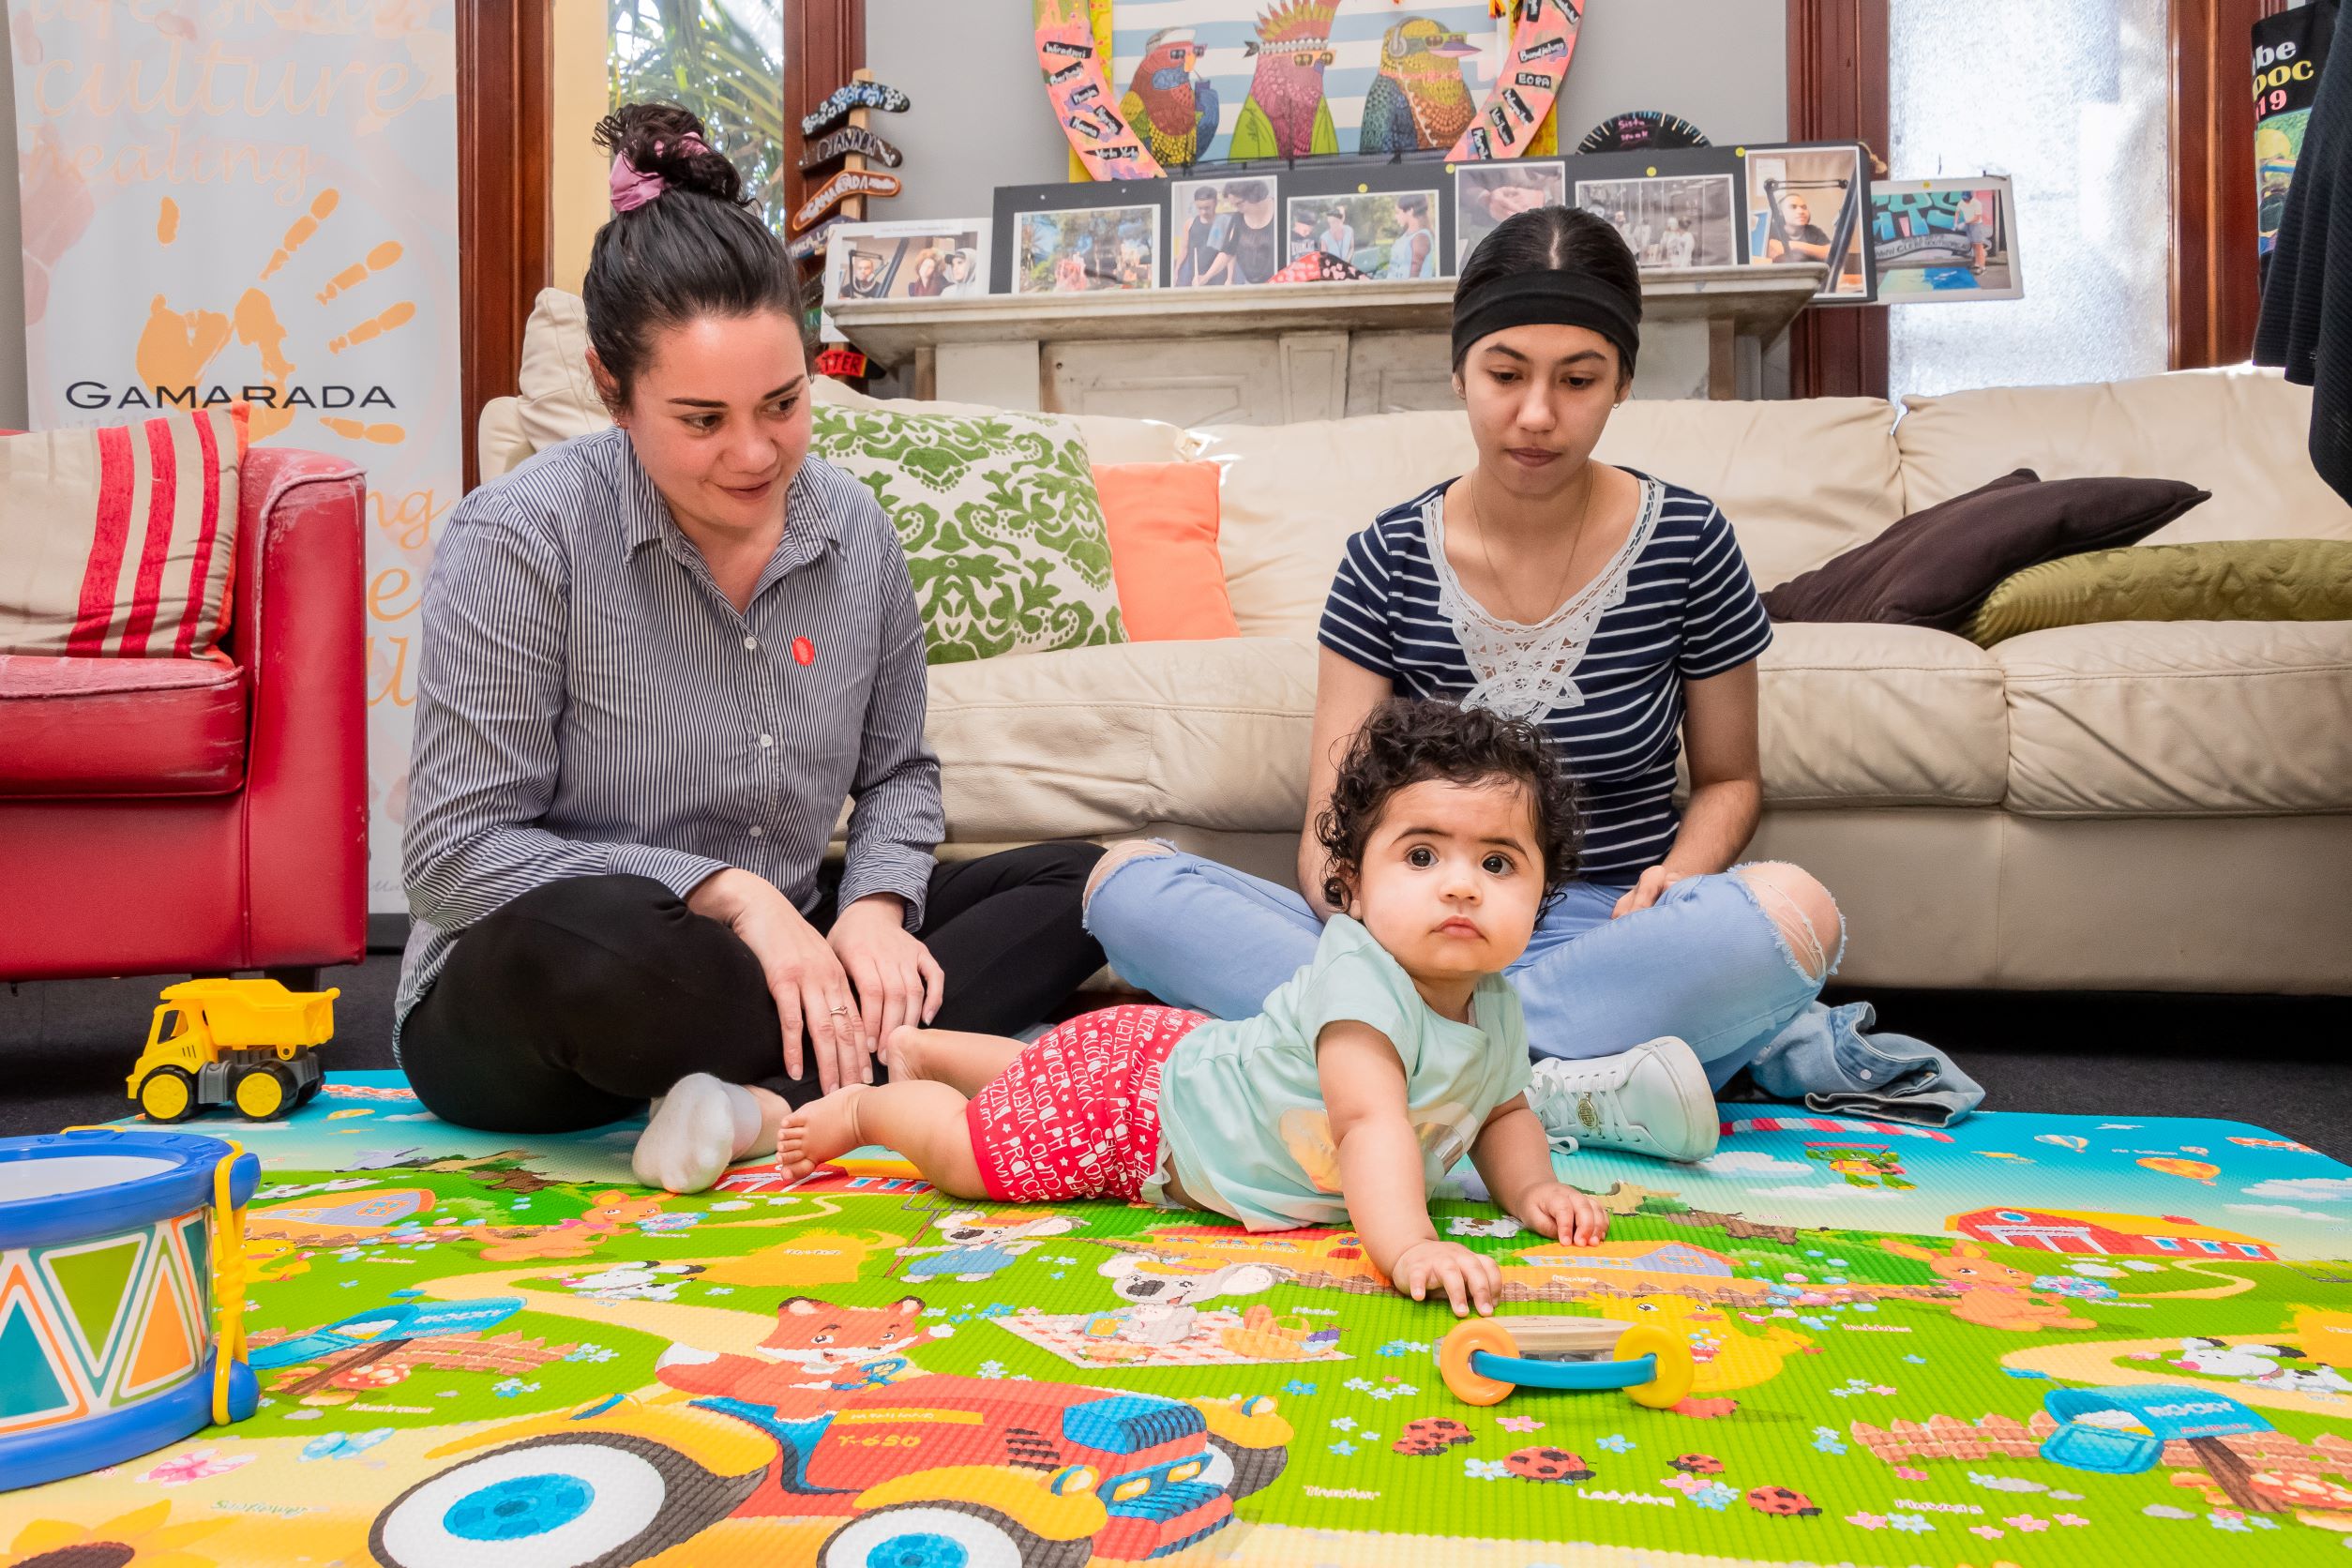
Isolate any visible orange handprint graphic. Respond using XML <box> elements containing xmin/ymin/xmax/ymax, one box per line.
<box><xmin>136</xmin><ymin>189</ymin><xmax>418</xmax><ymax>446</ymax></box>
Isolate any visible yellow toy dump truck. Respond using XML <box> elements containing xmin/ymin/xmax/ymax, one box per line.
<box><xmin>128</xmin><ymin>978</ymin><xmax>338</xmax><ymax>1123</ymax></box>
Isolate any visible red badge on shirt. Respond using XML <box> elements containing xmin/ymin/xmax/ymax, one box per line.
<box><xmin>792</xmin><ymin>636</ymin><xmax>815</xmax><ymax>667</ymax></box>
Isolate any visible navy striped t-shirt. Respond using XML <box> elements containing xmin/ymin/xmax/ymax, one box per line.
<box><xmin>1318</xmin><ymin>473</ymin><xmax>1773</xmax><ymax>882</ymax></box>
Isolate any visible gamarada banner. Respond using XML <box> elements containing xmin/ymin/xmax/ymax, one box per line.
<box><xmin>9</xmin><ymin>0</ymin><xmax>461</xmax><ymax>914</ymax></box>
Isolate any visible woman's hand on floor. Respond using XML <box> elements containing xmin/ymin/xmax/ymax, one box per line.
<box><xmin>828</xmin><ymin>894</ymin><xmax>944</xmax><ymax>1065</ymax></box>
<box><xmin>1392</xmin><ymin>1238</ymin><xmax>1501</xmax><ymax>1317</ymax></box>
<box><xmin>1514</xmin><ymin>1180</ymin><xmax>1610</xmax><ymax>1246</ymax></box>
<box><xmin>687</xmin><ymin>868</ymin><xmax>863</xmax><ymax>1092</ymax></box>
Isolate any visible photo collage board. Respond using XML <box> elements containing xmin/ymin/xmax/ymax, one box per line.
<box><xmin>983</xmin><ymin>143</ymin><xmax>1877</xmax><ymax>302</ymax></box>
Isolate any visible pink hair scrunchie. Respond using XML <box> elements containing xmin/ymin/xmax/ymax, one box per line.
<box><xmin>610</xmin><ymin>132</ymin><xmax>710</xmax><ymax>213</ymax></box>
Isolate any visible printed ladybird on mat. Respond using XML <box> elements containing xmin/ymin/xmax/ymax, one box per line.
<box><xmin>1669</xmin><ymin>1453</ymin><xmax>1725</xmax><ymax>1474</ymax></box>
<box><xmin>1504</xmin><ymin>1446</ymin><xmax>1594</xmax><ymax>1482</ymax></box>
<box><xmin>1393</xmin><ymin>1417</ymin><xmax>1475</xmax><ymax>1455</ymax></box>
<box><xmin>1745</xmin><ymin>1485</ymin><xmax>1822</xmax><ymax>1516</ymax></box>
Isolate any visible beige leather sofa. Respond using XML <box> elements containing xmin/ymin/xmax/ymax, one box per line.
<box><xmin>481</xmin><ymin>290</ymin><xmax>2352</xmax><ymax>994</ymax></box>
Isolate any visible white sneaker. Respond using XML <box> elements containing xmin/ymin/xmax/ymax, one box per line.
<box><xmin>1527</xmin><ymin>1038</ymin><xmax>1720</xmax><ymax>1163</ymax></box>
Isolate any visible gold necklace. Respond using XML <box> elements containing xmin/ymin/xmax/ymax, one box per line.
<box><xmin>1463</xmin><ymin>463</ymin><xmax>1599</xmax><ymax>625</ymax></box>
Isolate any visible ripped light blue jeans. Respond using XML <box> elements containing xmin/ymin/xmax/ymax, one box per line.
<box><xmin>1085</xmin><ymin>852</ymin><xmax>1832</xmax><ymax>1093</ymax></box>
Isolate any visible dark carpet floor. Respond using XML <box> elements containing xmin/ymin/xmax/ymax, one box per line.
<box><xmin>6</xmin><ymin>959</ymin><xmax>2348</xmax><ymax>1156</ymax></box>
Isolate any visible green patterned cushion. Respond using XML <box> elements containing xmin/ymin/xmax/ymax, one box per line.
<box><xmin>1966</xmin><ymin>538</ymin><xmax>2352</xmax><ymax>646</ymax></box>
<box><xmin>809</xmin><ymin>404</ymin><xmax>1125</xmax><ymax>664</ymax></box>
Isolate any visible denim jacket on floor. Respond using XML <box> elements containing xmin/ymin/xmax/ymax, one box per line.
<box><xmin>1734</xmin><ymin>1001</ymin><xmax>1985</xmax><ymax>1127</ymax></box>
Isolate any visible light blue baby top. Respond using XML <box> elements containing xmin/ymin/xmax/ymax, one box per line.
<box><xmin>1146</xmin><ymin>912</ymin><xmax>1532</xmax><ymax>1231</ymax></box>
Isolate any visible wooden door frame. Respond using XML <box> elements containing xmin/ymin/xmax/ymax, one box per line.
<box><xmin>2171</xmin><ymin>0</ymin><xmax>2294</xmax><ymax>369</ymax></box>
<box><xmin>784</xmin><ymin>0</ymin><xmax>867</xmax><ymax>236</ymax></box>
<box><xmin>457</xmin><ymin>0</ymin><xmax>552</xmax><ymax>490</ymax></box>
<box><xmin>1786</xmin><ymin>0</ymin><xmax>1890</xmax><ymax>400</ymax></box>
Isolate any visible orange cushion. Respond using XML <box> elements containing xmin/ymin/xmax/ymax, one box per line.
<box><xmin>1092</xmin><ymin>461</ymin><xmax>1240</xmax><ymax>641</ymax></box>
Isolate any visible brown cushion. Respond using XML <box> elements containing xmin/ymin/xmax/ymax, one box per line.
<box><xmin>1760</xmin><ymin>469</ymin><xmax>2210</xmax><ymax>631</ymax></box>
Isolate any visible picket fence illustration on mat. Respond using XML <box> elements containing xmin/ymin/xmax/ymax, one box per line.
<box><xmin>9</xmin><ymin>1075</ymin><xmax>2352</xmax><ymax>1566</ymax></box>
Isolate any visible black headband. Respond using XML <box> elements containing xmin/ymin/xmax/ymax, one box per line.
<box><xmin>1451</xmin><ymin>269</ymin><xmax>1642</xmax><ymax>375</ymax></box>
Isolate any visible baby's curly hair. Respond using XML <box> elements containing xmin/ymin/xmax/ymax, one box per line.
<box><xmin>1315</xmin><ymin>697</ymin><xmax>1581</xmax><ymax>912</ymax></box>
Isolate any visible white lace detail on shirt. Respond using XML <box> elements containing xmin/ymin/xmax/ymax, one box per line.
<box><xmin>1423</xmin><ymin>475</ymin><xmax>1664</xmax><ymax>722</ymax></box>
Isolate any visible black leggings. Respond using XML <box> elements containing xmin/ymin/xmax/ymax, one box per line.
<box><xmin>400</xmin><ymin>842</ymin><xmax>1106</xmax><ymax>1133</ymax></box>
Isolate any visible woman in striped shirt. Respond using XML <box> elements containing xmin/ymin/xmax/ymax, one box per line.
<box><xmin>1088</xmin><ymin>206</ymin><xmax>1852</xmax><ymax>1165</ymax></box>
<box><xmin>395</xmin><ymin>106</ymin><xmax>1104</xmax><ymax>1191</ymax></box>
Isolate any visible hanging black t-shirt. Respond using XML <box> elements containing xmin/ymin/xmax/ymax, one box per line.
<box><xmin>2256</xmin><ymin>0</ymin><xmax>2350</xmax><ymax>503</ymax></box>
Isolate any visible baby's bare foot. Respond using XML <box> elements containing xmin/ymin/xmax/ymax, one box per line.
<box><xmin>777</xmin><ymin>1085</ymin><xmax>869</xmax><ymax>1178</ymax></box>
<box><xmin>882</xmin><ymin>1025</ymin><xmax>930</xmax><ymax>1080</ymax></box>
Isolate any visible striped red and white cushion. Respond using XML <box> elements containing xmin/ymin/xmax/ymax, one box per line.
<box><xmin>0</xmin><ymin>408</ymin><xmax>244</xmax><ymax>658</ymax></box>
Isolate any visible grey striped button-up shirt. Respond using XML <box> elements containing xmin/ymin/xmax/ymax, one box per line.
<box><xmin>394</xmin><ymin>426</ymin><xmax>942</xmax><ymax>1039</ymax></box>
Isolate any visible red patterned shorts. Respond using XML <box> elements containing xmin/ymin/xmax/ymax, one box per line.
<box><xmin>964</xmin><ymin>1004</ymin><xmax>1205</xmax><ymax>1204</ymax></box>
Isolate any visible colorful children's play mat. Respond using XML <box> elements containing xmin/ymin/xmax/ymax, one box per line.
<box><xmin>11</xmin><ymin>1071</ymin><xmax>2352</xmax><ymax>1566</ymax></box>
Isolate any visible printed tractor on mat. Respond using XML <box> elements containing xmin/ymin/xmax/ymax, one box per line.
<box><xmin>128</xmin><ymin>977</ymin><xmax>338</xmax><ymax>1123</ymax></box>
<box><xmin>370</xmin><ymin>1368</ymin><xmax>1292</xmax><ymax>1567</ymax></box>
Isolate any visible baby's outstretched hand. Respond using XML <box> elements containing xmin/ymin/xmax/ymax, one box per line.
<box><xmin>1516</xmin><ymin>1182</ymin><xmax>1609</xmax><ymax>1246</ymax></box>
<box><xmin>1393</xmin><ymin>1239</ymin><xmax>1501</xmax><ymax>1317</ymax></box>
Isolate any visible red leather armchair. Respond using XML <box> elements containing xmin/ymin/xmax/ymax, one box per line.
<box><xmin>0</xmin><ymin>448</ymin><xmax>369</xmax><ymax>982</ymax></box>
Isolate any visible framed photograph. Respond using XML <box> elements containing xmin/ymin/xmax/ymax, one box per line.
<box><xmin>1277</xmin><ymin>162</ymin><xmax>1451</xmax><ymax>279</ymax></box>
<box><xmin>1572</xmin><ymin>173</ymin><xmax>1736</xmax><ymax>270</ymax></box>
<box><xmin>992</xmin><ymin>180</ymin><xmax>1167</xmax><ymax>294</ymax></box>
<box><xmin>1741</xmin><ymin>142</ymin><xmax>1875</xmax><ymax>302</ymax></box>
<box><xmin>1168</xmin><ymin>173</ymin><xmax>1286</xmax><ymax>286</ymax></box>
<box><xmin>1869</xmin><ymin>175</ymin><xmax>2023</xmax><ymax>303</ymax></box>
<box><xmin>1282</xmin><ymin>186</ymin><xmax>1441</xmax><ymax>283</ymax></box>
<box><xmin>1456</xmin><ymin>159</ymin><xmax>1567</xmax><ymax>270</ymax></box>
<box><xmin>819</xmin><ymin>219</ymin><xmax>989</xmax><ymax>341</ymax></box>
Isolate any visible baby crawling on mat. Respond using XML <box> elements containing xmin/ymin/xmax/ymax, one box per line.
<box><xmin>780</xmin><ymin>697</ymin><xmax>1609</xmax><ymax>1317</ymax></box>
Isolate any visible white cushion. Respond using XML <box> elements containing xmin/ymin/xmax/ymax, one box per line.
<box><xmin>927</xmin><ymin>637</ymin><xmax>1317</xmax><ymax>842</ymax></box>
<box><xmin>1596</xmin><ymin>396</ymin><xmax>1907</xmax><ymax>589</ymax></box>
<box><xmin>1895</xmin><ymin>366</ymin><xmax>2352</xmax><ymax>545</ymax></box>
<box><xmin>1199</xmin><ymin>396</ymin><xmax>1906</xmax><ymax>641</ymax></box>
<box><xmin>1755</xmin><ymin>624</ymin><xmax>2008</xmax><ymax>807</ymax></box>
<box><xmin>1995</xmin><ymin>619</ymin><xmax>2352</xmax><ymax>816</ymax></box>
<box><xmin>514</xmin><ymin>289</ymin><xmax>607</xmax><ymax>452</ymax></box>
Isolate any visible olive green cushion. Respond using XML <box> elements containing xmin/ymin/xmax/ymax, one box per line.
<box><xmin>809</xmin><ymin>403</ymin><xmax>1125</xmax><ymax>664</ymax></box>
<box><xmin>1966</xmin><ymin>538</ymin><xmax>2352</xmax><ymax>646</ymax></box>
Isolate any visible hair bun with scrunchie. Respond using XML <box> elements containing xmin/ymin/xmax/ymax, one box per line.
<box><xmin>593</xmin><ymin>102</ymin><xmax>747</xmax><ymax>211</ymax></box>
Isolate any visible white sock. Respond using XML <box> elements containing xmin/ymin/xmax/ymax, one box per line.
<box><xmin>632</xmin><ymin>1074</ymin><xmax>762</xmax><ymax>1194</ymax></box>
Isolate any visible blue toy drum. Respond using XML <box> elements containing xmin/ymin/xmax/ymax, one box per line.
<box><xmin>0</xmin><ymin>1128</ymin><xmax>260</xmax><ymax>1490</ymax></box>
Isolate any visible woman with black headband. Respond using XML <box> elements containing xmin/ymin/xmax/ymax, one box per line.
<box><xmin>1087</xmin><ymin>206</ymin><xmax>1928</xmax><ymax>1164</ymax></box>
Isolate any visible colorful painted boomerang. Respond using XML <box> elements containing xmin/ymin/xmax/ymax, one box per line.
<box><xmin>1449</xmin><ymin>0</ymin><xmax>1585</xmax><ymax>160</ymax></box>
<box><xmin>788</xmin><ymin>216</ymin><xmax>848</xmax><ymax>262</ymax></box>
<box><xmin>800</xmin><ymin>125</ymin><xmax>906</xmax><ymax>172</ymax></box>
<box><xmin>800</xmin><ymin>80</ymin><xmax>912</xmax><ymax>139</ymax></box>
<box><xmin>1032</xmin><ymin>0</ymin><xmax>1163</xmax><ymax>182</ymax></box>
<box><xmin>792</xmin><ymin>170</ymin><xmax>904</xmax><ymax>234</ymax></box>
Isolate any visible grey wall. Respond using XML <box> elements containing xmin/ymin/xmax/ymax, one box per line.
<box><xmin>863</xmin><ymin>0</ymin><xmax>1787</xmax><ymax>225</ymax></box>
<box><xmin>862</xmin><ymin>0</ymin><xmax>1077</xmax><ymax>224</ymax></box>
<box><xmin>1554</xmin><ymin>0</ymin><xmax>1787</xmax><ymax>150</ymax></box>
<box><xmin>0</xmin><ymin>21</ymin><xmax>27</xmax><ymax>430</ymax></box>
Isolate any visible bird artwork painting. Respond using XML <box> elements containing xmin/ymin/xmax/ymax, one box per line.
<box><xmin>1121</xmin><ymin>26</ymin><xmax>1219</xmax><ymax>169</ymax></box>
<box><xmin>1358</xmin><ymin>14</ymin><xmax>1481</xmax><ymax>154</ymax></box>
<box><xmin>1229</xmin><ymin>0</ymin><xmax>1342</xmax><ymax>161</ymax></box>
